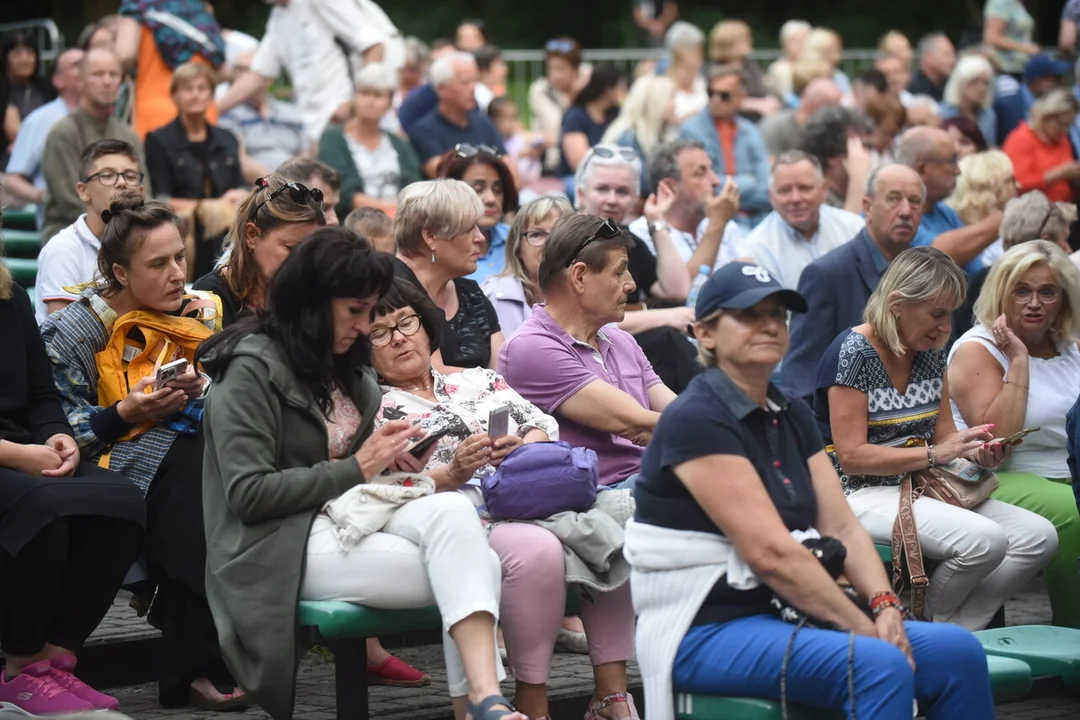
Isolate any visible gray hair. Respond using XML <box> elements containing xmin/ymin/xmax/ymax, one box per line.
<box><xmin>907</xmin><ymin>94</ymin><xmax>940</xmax><ymax>114</ymax></box>
<box><xmin>1001</xmin><ymin>191</ymin><xmax>1074</xmax><ymax>248</ymax></box>
<box><xmin>1030</xmin><ymin>89</ymin><xmax>1080</xmax><ymax>126</ymax></box>
<box><xmin>864</xmin><ymin>164</ymin><xmax>927</xmax><ymax>200</ymax></box>
<box><xmin>403</xmin><ymin>36</ymin><xmax>429</xmax><ymax>68</ymax></box>
<box><xmin>648</xmin><ymin>139</ymin><xmax>706</xmax><ymax>193</ymax></box>
<box><xmin>771</xmin><ymin>149</ymin><xmax>823</xmax><ymax>177</ymax></box>
<box><xmin>354</xmin><ymin>62</ymin><xmax>397</xmax><ymax>92</ymax></box>
<box><xmin>895</xmin><ymin>130</ymin><xmax>940</xmax><ymax>168</ymax></box>
<box><xmin>917</xmin><ymin>32</ymin><xmax>948</xmax><ymax>56</ymax></box>
<box><xmin>430</xmin><ymin>51</ymin><xmax>475</xmax><ymax>86</ymax></box>
<box><xmin>573</xmin><ymin>144</ymin><xmax>643</xmax><ymax>207</ymax></box>
<box><xmin>942</xmin><ymin>54</ymin><xmax>994</xmax><ymax>109</ymax></box>
<box><xmin>666</xmin><ymin>21</ymin><xmax>705</xmax><ymax>51</ymax></box>
<box><xmin>780</xmin><ymin>20</ymin><xmax>812</xmax><ymax>45</ymax></box>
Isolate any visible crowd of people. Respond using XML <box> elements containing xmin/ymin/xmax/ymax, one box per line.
<box><xmin>2</xmin><ymin>1</ymin><xmax>1080</xmax><ymax>719</ymax></box>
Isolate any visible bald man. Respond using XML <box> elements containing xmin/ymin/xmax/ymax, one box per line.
<box><xmin>3</xmin><ymin>48</ymin><xmax>84</xmax><ymax>214</ymax></box>
<box><xmin>780</xmin><ymin>164</ymin><xmax>926</xmax><ymax>401</ymax></box>
<box><xmin>39</xmin><ymin>47</ymin><xmax>149</xmax><ymax>243</ymax></box>
<box><xmin>897</xmin><ymin>126</ymin><xmax>1001</xmax><ymax>273</ymax></box>
<box><xmin>760</xmin><ymin>77</ymin><xmax>842</xmax><ymax>156</ymax></box>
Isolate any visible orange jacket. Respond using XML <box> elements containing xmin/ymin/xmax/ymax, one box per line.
<box><xmin>1002</xmin><ymin>121</ymin><xmax>1076</xmax><ymax>203</ymax></box>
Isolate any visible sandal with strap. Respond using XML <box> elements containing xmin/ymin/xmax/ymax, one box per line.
<box><xmin>583</xmin><ymin>692</ymin><xmax>640</xmax><ymax>720</ymax></box>
<box><xmin>467</xmin><ymin>694</ymin><xmax>522</xmax><ymax>720</ymax></box>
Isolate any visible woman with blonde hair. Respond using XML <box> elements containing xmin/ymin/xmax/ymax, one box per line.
<box><xmin>948</xmin><ymin>150</ymin><xmax>1018</xmax><ymax>227</ymax></box>
<box><xmin>800</xmin><ymin>28</ymin><xmax>852</xmax><ymax>96</ymax></box>
<box><xmin>815</xmin><ymin>246</ymin><xmax>1057</xmax><ymax>630</ymax></box>
<box><xmin>602</xmin><ymin>75</ymin><xmax>678</xmax><ymax>191</ymax></box>
<box><xmin>766</xmin><ymin>19</ymin><xmax>812</xmax><ymax>100</ymax></box>
<box><xmin>707</xmin><ymin>20</ymin><xmax>779</xmax><ymax>118</ymax></box>
<box><xmin>663</xmin><ymin>22</ymin><xmax>707</xmax><ymax>122</ymax></box>
<box><xmin>940</xmin><ymin>55</ymin><xmax>997</xmax><ymax>150</ymax></box>
<box><xmin>948</xmin><ymin>240</ymin><xmax>1080</xmax><ymax>627</ymax></box>
<box><xmin>1003</xmin><ymin>89</ymin><xmax>1080</xmax><ymax>202</ymax></box>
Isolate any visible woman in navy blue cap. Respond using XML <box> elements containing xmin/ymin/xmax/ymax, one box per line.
<box><xmin>624</xmin><ymin>261</ymin><xmax>995</xmax><ymax>720</ymax></box>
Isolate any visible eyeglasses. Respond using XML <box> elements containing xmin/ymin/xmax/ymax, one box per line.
<box><xmin>563</xmin><ymin>218</ymin><xmax>622</xmax><ymax>268</ymax></box>
<box><xmin>577</xmin><ymin>144</ymin><xmax>639</xmax><ymax>180</ymax></box>
<box><xmin>708</xmin><ymin>89</ymin><xmax>734</xmax><ymax>101</ymax></box>
<box><xmin>253</xmin><ymin>180</ymin><xmax>324</xmax><ymax>217</ymax></box>
<box><xmin>545</xmin><ymin>39</ymin><xmax>577</xmax><ymax>54</ymax></box>
<box><xmin>1035</xmin><ymin>204</ymin><xmax>1059</xmax><ymax>238</ymax></box>
<box><xmin>369</xmin><ymin>314</ymin><xmax>423</xmax><ymax>347</ymax></box>
<box><xmin>84</xmin><ymin>169</ymin><xmax>144</xmax><ymax>186</ymax></box>
<box><xmin>454</xmin><ymin>143</ymin><xmax>503</xmax><ymax>159</ymax></box>
<box><xmin>522</xmin><ymin>228</ymin><xmax>551</xmax><ymax>247</ymax></box>
<box><xmin>923</xmin><ymin>155</ymin><xmax>960</xmax><ymax>167</ymax></box>
<box><xmin>1011</xmin><ymin>286</ymin><xmax>1061</xmax><ymax>305</ymax></box>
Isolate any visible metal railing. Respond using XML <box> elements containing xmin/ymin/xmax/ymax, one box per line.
<box><xmin>0</xmin><ymin>19</ymin><xmax>63</xmax><ymax>78</ymax></box>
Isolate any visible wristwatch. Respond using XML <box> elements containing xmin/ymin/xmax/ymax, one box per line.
<box><xmin>649</xmin><ymin>220</ymin><xmax>670</xmax><ymax>235</ymax></box>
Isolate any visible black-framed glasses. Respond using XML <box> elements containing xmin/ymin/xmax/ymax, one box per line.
<box><xmin>522</xmin><ymin>228</ymin><xmax>551</xmax><ymax>247</ymax></box>
<box><xmin>254</xmin><ymin>180</ymin><xmax>324</xmax><ymax>217</ymax></box>
<box><xmin>545</xmin><ymin>39</ymin><xmax>577</xmax><ymax>54</ymax></box>
<box><xmin>1035</xmin><ymin>204</ymin><xmax>1059</xmax><ymax>239</ymax></box>
<box><xmin>84</xmin><ymin>169</ymin><xmax>144</xmax><ymax>186</ymax></box>
<box><xmin>454</xmin><ymin>143</ymin><xmax>503</xmax><ymax>159</ymax></box>
<box><xmin>707</xmin><ymin>89</ymin><xmax>733</xmax><ymax>102</ymax></box>
<box><xmin>369</xmin><ymin>314</ymin><xmax>423</xmax><ymax>347</ymax></box>
<box><xmin>563</xmin><ymin>218</ymin><xmax>622</xmax><ymax>268</ymax></box>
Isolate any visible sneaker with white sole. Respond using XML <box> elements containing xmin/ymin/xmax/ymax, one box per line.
<box><xmin>0</xmin><ymin>660</ymin><xmax>93</xmax><ymax>716</ymax></box>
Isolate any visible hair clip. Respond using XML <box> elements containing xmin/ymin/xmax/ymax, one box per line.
<box><xmin>255</xmin><ymin>177</ymin><xmax>271</xmax><ymax>189</ymax></box>
<box><xmin>100</xmin><ymin>209</ymin><xmax>113</xmax><ymax>223</ymax></box>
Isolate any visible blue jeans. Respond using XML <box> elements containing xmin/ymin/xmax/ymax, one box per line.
<box><xmin>605</xmin><ymin>473</ymin><xmax>640</xmax><ymax>492</ymax></box>
<box><xmin>673</xmin><ymin>615</ymin><xmax>994</xmax><ymax>719</ymax></box>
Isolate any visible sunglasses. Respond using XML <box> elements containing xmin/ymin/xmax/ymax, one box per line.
<box><xmin>253</xmin><ymin>179</ymin><xmax>324</xmax><ymax>217</ymax></box>
<box><xmin>708</xmin><ymin>89</ymin><xmax>734</xmax><ymax>102</ymax></box>
<box><xmin>577</xmin><ymin>145</ymin><xmax>639</xmax><ymax>179</ymax></box>
<box><xmin>454</xmin><ymin>143</ymin><xmax>504</xmax><ymax>159</ymax></box>
<box><xmin>545</xmin><ymin>39</ymin><xmax>577</xmax><ymax>54</ymax></box>
<box><xmin>563</xmin><ymin>218</ymin><xmax>623</xmax><ymax>268</ymax></box>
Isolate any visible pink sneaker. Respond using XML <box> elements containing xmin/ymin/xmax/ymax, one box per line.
<box><xmin>48</xmin><ymin>655</ymin><xmax>120</xmax><ymax>711</ymax></box>
<box><xmin>0</xmin><ymin>659</ymin><xmax>94</xmax><ymax>715</ymax></box>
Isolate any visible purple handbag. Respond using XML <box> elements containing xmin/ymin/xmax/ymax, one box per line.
<box><xmin>481</xmin><ymin>441</ymin><xmax>599</xmax><ymax>520</ymax></box>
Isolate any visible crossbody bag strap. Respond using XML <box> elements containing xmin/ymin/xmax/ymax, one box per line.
<box><xmin>892</xmin><ymin>473</ymin><xmax>929</xmax><ymax>620</ymax></box>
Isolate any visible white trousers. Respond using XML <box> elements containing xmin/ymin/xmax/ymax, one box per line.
<box><xmin>301</xmin><ymin>492</ymin><xmax>504</xmax><ymax>696</ymax></box>
<box><xmin>847</xmin><ymin>486</ymin><xmax>1058</xmax><ymax>630</ymax></box>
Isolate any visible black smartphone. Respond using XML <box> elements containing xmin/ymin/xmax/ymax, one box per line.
<box><xmin>409</xmin><ymin>427</ymin><xmax>452</xmax><ymax>458</ymax></box>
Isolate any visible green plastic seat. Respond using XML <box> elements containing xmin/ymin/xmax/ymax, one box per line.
<box><xmin>1</xmin><ymin>206</ymin><xmax>37</xmax><ymax>231</ymax></box>
<box><xmin>1</xmin><ymin>229</ymin><xmax>41</xmax><ymax>258</ymax></box>
<box><xmin>986</xmin><ymin>654</ymin><xmax>1033</xmax><ymax>702</ymax></box>
<box><xmin>298</xmin><ymin>601</ymin><xmax>441</xmax><ymax>641</ymax></box>
<box><xmin>2</xmin><ymin>257</ymin><xmax>37</xmax><ymax>285</ymax></box>
<box><xmin>974</xmin><ymin>625</ymin><xmax>1080</xmax><ymax>689</ymax></box>
<box><xmin>875</xmin><ymin>543</ymin><xmax>893</xmax><ymax>563</ymax></box>
<box><xmin>674</xmin><ymin>693</ymin><xmax>842</xmax><ymax>719</ymax></box>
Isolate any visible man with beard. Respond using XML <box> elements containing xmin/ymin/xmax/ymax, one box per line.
<box><xmin>742</xmin><ymin>150</ymin><xmax>865</xmax><ymax>290</ymax></box>
<box><xmin>780</xmin><ymin>164</ymin><xmax>926</xmax><ymax>402</ymax></box>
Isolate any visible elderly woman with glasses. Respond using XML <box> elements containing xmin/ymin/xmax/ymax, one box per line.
<box><xmin>483</xmin><ymin>195</ymin><xmax>575</xmax><ymax>336</ymax></box>
<box><xmin>948</xmin><ymin>240</ymin><xmax>1080</xmax><ymax>628</ymax></box>
<box><xmin>318</xmin><ymin>62</ymin><xmax>422</xmax><ymax>222</ymax></box>
<box><xmin>394</xmin><ymin>178</ymin><xmax>505</xmax><ymax>370</ymax></box>
<box><xmin>1003</xmin><ymin>89</ymin><xmax>1080</xmax><ymax>203</ymax></box>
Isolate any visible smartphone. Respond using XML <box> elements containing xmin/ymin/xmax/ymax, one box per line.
<box><xmin>409</xmin><ymin>427</ymin><xmax>452</xmax><ymax>458</ymax></box>
<box><xmin>155</xmin><ymin>359</ymin><xmax>189</xmax><ymax>391</ymax></box>
<box><xmin>488</xmin><ymin>404</ymin><xmax>510</xmax><ymax>440</ymax></box>
<box><xmin>1001</xmin><ymin>427</ymin><xmax>1040</xmax><ymax>446</ymax></box>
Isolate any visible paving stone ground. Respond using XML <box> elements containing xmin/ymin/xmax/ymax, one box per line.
<box><xmin>98</xmin><ymin>579</ymin><xmax>1078</xmax><ymax>719</ymax></box>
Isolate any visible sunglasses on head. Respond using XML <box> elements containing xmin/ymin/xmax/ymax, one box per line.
<box><xmin>454</xmin><ymin>143</ymin><xmax>504</xmax><ymax>159</ymax></box>
<box><xmin>708</xmin><ymin>89</ymin><xmax>734</xmax><ymax>102</ymax></box>
<box><xmin>253</xmin><ymin>179</ymin><xmax>324</xmax><ymax>217</ymax></box>
<box><xmin>545</xmin><ymin>39</ymin><xmax>577</xmax><ymax>54</ymax></box>
<box><xmin>577</xmin><ymin>145</ymin><xmax>639</xmax><ymax>178</ymax></box>
<box><xmin>564</xmin><ymin>218</ymin><xmax>623</xmax><ymax>268</ymax></box>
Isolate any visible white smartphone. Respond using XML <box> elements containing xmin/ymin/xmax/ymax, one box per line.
<box><xmin>155</xmin><ymin>358</ymin><xmax>189</xmax><ymax>391</ymax></box>
<box><xmin>488</xmin><ymin>404</ymin><xmax>510</xmax><ymax>440</ymax></box>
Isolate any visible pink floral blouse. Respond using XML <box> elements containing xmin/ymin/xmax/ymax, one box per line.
<box><xmin>325</xmin><ymin>387</ymin><xmax>362</xmax><ymax>460</ymax></box>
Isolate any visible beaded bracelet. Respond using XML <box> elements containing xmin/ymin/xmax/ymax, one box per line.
<box><xmin>870</xmin><ymin>597</ymin><xmax>905</xmax><ymax>618</ymax></box>
<box><xmin>926</xmin><ymin>443</ymin><xmax>937</xmax><ymax>468</ymax></box>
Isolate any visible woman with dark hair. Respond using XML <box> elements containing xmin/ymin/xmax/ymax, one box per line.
<box><xmin>529</xmin><ymin>36</ymin><xmax>585</xmax><ymax>173</ymax></box>
<box><xmin>2</xmin><ymin>31</ymin><xmax>54</xmax><ymax>162</ymax></box>
<box><xmin>0</xmin><ymin>200</ymin><xmax>145</xmax><ymax>718</ymax></box>
<box><xmin>943</xmin><ymin>115</ymin><xmax>989</xmax><ymax>159</ymax></box>
<box><xmin>437</xmin><ymin>145</ymin><xmax>519</xmax><ymax>284</ymax></box>
<box><xmin>559</xmin><ymin>63</ymin><xmax>627</xmax><ymax>178</ymax></box>
<box><xmin>199</xmin><ymin>228</ymin><xmax>525</xmax><ymax>720</ymax></box>
<box><xmin>41</xmin><ymin>193</ymin><xmax>245</xmax><ymax>712</ymax></box>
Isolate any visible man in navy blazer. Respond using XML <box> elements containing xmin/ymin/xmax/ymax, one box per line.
<box><xmin>780</xmin><ymin>164</ymin><xmax>927</xmax><ymax>402</ymax></box>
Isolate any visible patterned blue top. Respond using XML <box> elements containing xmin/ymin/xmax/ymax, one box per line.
<box><xmin>814</xmin><ymin>329</ymin><xmax>945</xmax><ymax>495</ymax></box>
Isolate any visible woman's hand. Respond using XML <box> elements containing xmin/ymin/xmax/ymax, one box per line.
<box><xmin>117</xmin><ymin>377</ymin><xmax>189</xmax><ymax>425</ymax></box>
<box><xmin>164</xmin><ymin>365</ymin><xmax>206</xmax><ymax>401</ymax></box>
<box><xmin>9</xmin><ymin>444</ymin><xmax>64</xmax><ymax>476</ymax></box>
<box><xmin>41</xmin><ymin>434</ymin><xmax>80</xmax><ymax>477</ymax></box>
<box><xmin>446</xmin><ymin>433</ymin><xmax>493</xmax><ymax>486</ymax></box>
<box><xmin>875</xmin><ymin>607</ymin><xmax>915</xmax><ymax>671</ymax></box>
<box><xmin>935</xmin><ymin>424</ymin><xmax>994</xmax><ymax>464</ymax></box>
<box><xmin>966</xmin><ymin>439</ymin><xmax>1012</xmax><ymax>469</ymax></box>
<box><xmin>991</xmin><ymin>314</ymin><xmax>1028</xmax><ymax>363</ymax></box>
<box><xmin>490</xmin><ymin>435</ymin><xmax>523</xmax><ymax>467</ymax></box>
<box><xmin>355</xmin><ymin>421</ymin><xmax>426</xmax><ymax>479</ymax></box>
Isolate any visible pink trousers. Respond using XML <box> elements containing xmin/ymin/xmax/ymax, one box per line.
<box><xmin>487</xmin><ymin>522</ymin><xmax>636</xmax><ymax>684</ymax></box>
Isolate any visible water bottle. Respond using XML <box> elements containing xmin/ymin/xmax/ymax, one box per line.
<box><xmin>686</xmin><ymin>265</ymin><xmax>711</xmax><ymax>308</ymax></box>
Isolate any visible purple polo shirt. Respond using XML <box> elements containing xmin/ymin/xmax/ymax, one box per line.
<box><xmin>498</xmin><ymin>306</ymin><xmax>663</xmax><ymax>486</ymax></box>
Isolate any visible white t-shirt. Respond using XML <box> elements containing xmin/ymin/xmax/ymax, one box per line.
<box><xmin>35</xmin><ymin>214</ymin><xmax>101</xmax><ymax>324</ymax></box>
<box><xmin>627</xmin><ymin>215</ymin><xmax>744</xmax><ymax>270</ymax></box>
<box><xmin>948</xmin><ymin>323</ymin><xmax>1080</xmax><ymax>479</ymax></box>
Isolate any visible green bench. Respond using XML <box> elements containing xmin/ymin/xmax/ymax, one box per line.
<box><xmin>0</xmin><ymin>205</ymin><xmax>37</xmax><ymax>231</ymax></box>
<box><xmin>1</xmin><ymin>229</ymin><xmax>41</xmax><ymax>258</ymax></box>
<box><xmin>974</xmin><ymin>625</ymin><xmax>1080</xmax><ymax>691</ymax></box>
<box><xmin>1</xmin><ymin>257</ymin><xmax>37</xmax><ymax>286</ymax></box>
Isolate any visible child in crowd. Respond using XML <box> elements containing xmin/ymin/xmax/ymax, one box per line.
<box><xmin>488</xmin><ymin>97</ymin><xmax>544</xmax><ymax>188</ymax></box>
<box><xmin>344</xmin><ymin>207</ymin><xmax>396</xmax><ymax>254</ymax></box>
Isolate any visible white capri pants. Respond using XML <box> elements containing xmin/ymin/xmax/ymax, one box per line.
<box><xmin>847</xmin><ymin>486</ymin><xmax>1058</xmax><ymax>630</ymax></box>
<box><xmin>300</xmin><ymin>492</ymin><xmax>505</xmax><ymax>697</ymax></box>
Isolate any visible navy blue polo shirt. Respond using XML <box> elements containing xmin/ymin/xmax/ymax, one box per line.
<box><xmin>409</xmin><ymin>109</ymin><xmax>507</xmax><ymax>167</ymax></box>
<box><xmin>635</xmin><ymin>367</ymin><xmax>824</xmax><ymax>624</ymax></box>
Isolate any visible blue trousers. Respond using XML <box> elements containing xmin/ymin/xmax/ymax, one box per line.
<box><xmin>673</xmin><ymin>615</ymin><xmax>995</xmax><ymax>720</ymax></box>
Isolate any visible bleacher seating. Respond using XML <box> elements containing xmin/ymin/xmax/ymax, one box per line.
<box><xmin>1</xmin><ymin>209</ymin><xmax>41</xmax><ymax>290</ymax></box>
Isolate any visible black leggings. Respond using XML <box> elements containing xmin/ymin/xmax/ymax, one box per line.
<box><xmin>0</xmin><ymin>515</ymin><xmax>143</xmax><ymax>657</ymax></box>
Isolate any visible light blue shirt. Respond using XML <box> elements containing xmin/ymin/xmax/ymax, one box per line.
<box><xmin>467</xmin><ymin>223</ymin><xmax>510</xmax><ymax>286</ymax></box>
<box><xmin>741</xmin><ymin>205</ymin><xmax>866</xmax><ymax>290</ymax></box>
<box><xmin>912</xmin><ymin>202</ymin><xmax>982</xmax><ymax>274</ymax></box>
<box><xmin>4</xmin><ymin>97</ymin><xmax>72</xmax><ymax>228</ymax></box>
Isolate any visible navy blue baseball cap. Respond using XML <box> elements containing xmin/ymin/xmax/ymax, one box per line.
<box><xmin>1023</xmin><ymin>54</ymin><xmax>1072</xmax><ymax>82</ymax></box>
<box><xmin>694</xmin><ymin>262</ymin><xmax>808</xmax><ymax>320</ymax></box>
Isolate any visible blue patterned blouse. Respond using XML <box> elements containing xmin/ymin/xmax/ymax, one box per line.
<box><xmin>814</xmin><ymin>329</ymin><xmax>945</xmax><ymax>495</ymax></box>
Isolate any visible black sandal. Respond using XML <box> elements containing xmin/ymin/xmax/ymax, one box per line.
<box><xmin>467</xmin><ymin>694</ymin><xmax>522</xmax><ymax>719</ymax></box>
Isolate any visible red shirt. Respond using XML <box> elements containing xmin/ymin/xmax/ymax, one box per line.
<box><xmin>1003</xmin><ymin>122</ymin><xmax>1076</xmax><ymax>203</ymax></box>
<box><xmin>713</xmin><ymin>118</ymin><xmax>737</xmax><ymax>175</ymax></box>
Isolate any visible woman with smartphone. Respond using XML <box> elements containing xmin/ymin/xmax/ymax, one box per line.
<box><xmin>367</xmin><ymin>279</ymin><xmax>640</xmax><ymax>720</ymax></box>
<box><xmin>40</xmin><ymin>194</ymin><xmax>245</xmax><ymax>711</ymax></box>
<box><xmin>948</xmin><ymin>240</ymin><xmax>1080</xmax><ymax>628</ymax></box>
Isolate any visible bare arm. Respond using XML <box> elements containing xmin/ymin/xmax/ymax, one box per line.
<box><xmin>114</xmin><ymin>16</ymin><xmax>141</xmax><ymax>71</ymax></box>
<box><xmin>687</xmin><ymin>178</ymin><xmax>740</xmax><ymax>275</ymax></box>
<box><xmin>44</xmin><ymin>300</ymin><xmax>73</xmax><ymax>316</ymax></box>
<box><xmin>617</xmin><ymin>306</ymin><xmax>694</xmax><ymax>335</ymax></box>
<box><xmin>931</xmin><ymin>210</ymin><xmax>1002</xmax><ymax>267</ymax></box>
<box><xmin>948</xmin><ymin>338</ymin><xmax>1029</xmax><ymax>439</ymax></box>
<box><xmin>557</xmin><ymin>379</ymin><xmax>660</xmax><ymax>444</ymax></box>
<box><xmin>647</xmin><ymin>382</ymin><xmax>677</xmax><ymax>413</ymax></box>
<box><xmin>1</xmin><ymin>173</ymin><xmax>45</xmax><ymax>204</ymax></box>
<box><xmin>1061</xmin><ymin>20</ymin><xmax>1078</xmax><ymax>56</ymax></box>
<box><xmin>649</xmin><ymin>227</ymin><xmax>692</xmax><ymax>301</ymax></box>
<box><xmin>828</xmin><ymin>384</ymin><xmax>934</xmax><ymax>475</ymax></box>
<box><xmin>217</xmin><ymin>71</ymin><xmax>274</xmax><ymax>116</ymax></box>
<box><xmin>4</xmin><ymin>106</ymin><xmax>19</xmax><ymax>148</ymax></box>
<box><xmin>561</xmin><ymin>132</ymin><xmax>591</xmax><ymax>172</ymax></box>
<box><xmin>487</xmin><ymin>331</ymin><xmax>506</xmax><ymax>371</ymax></box>
<box><xmin>422</xmin><ymin>155</ymin><xmax>441</xmax><ymax>179</ymax></box>
<box><xmin>983</xmin><ymin>17</ymin><xmax>1039</xmax><ymax>55</ymax></box>
<box><xmin>676</xmin><ymin>453</ymin><xmax>878</xmax><ymax>634</ymax></box>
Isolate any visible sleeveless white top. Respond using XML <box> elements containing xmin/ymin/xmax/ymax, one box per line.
<box><xmin>947</xmin><ymin>324</ymin><xmax>1080</xmax><ymax>478</ymax></box>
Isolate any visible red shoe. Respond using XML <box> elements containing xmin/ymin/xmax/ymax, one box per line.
<box><xmin>366</xmin><ymin>656</ymin><xmax>431</xmax><ymax>687</ymax></box>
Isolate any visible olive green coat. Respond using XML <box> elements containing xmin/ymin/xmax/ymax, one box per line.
<box><xmin>202</xmin><ymin>334</ymin><xmax>381</xmax><ymax>719</ymax></box>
